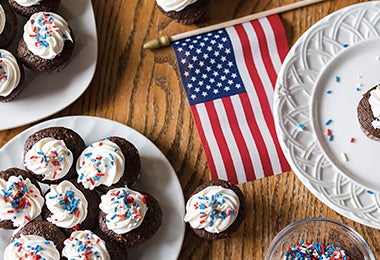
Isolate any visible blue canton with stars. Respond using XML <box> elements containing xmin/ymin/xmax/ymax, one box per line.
<box><xmin>173</xmin><ymin>30</ymin><xmax>246</xmax><ymax>106</ymax></box>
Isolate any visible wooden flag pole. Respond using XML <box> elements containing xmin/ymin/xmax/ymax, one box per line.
<box><xmin>143</xmin><ymin>0</ymin><xmax>326</xmax><ymax>49</ymax></box>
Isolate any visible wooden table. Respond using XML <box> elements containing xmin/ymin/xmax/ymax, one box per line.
<box><xmin>1</xmin><ymin>0</ymin><xmax>379</xmax><ymax>259</ymax></box>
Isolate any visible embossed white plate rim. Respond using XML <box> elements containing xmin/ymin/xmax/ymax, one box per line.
<box><xmin>274</xmin><ymin>1</ymin><xmax>380</xmax><ymax>229</ymax></box>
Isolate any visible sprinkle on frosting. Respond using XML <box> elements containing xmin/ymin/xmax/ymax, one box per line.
<box><xmin>99</xmin><ymin>187</ymin><xmax>148</xmax><ymax>234</ymax></box>
<box><xmin>4</xmin><ymin>234</ymin><xmax>60</xmax><ymax>260</ymax></box>
<box><xmin>24</xmin><ymin>137</ymin><xmax>73</xmax><ymax>181</ymax></box>
<box><xmin>76</xmin><ymin>139</ymin><xmax>125</xmax><ymax>190</ymax></box>
<box><xmin>62</xmin><ymin>230</ymin><xmax>110</xmax><ymax>260</ymax></box>
<box><xmin>184</xmin><ymin>185</ymin><xmax>240</xmax><ymax>233</ymax></box>
<box><xmin>0</xmin><ymin>175</ymin><xmax>44</xmax><ymax>227</ymax></box>
<box><xmin>23</xmin><ymin>12</ymin><xmax>73</xmax><ymax>59</ymax></box>
<box><xmin>45</xmin><ymin>180</ymin><xmax>88</xmax><ymax>228</ymax></box>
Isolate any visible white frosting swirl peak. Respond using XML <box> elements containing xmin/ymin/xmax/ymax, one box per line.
<box><xmin>0</xmin><ymin>175</ymin><xmax>44</xmax><ymax>227</ymax></box>
<box><xmin>45</xmin><ymin>180</ymin><xmax>88</xmax><ymax>228</ymax></box>
<box><xmin>0</xmin><ymin>49</ymin><xmax>21</xmax><ymax>98</ymax></box>
<box><xmin>4</xmin><ymin>234</ymin><xmax>60</xmax><ymax>260</ymax></box>
<box><xmin>24</xmin><ymin>137</ymin><xmax>74</xmax><ymax>181</ymax></box>
<box><xmin>156</xmin><ymin>0</ymin><xmax>199</xmax><ymax>12</ymax></box>
<box><xmin>0</xmin><ymin>5</ymin><xmax>5</xmax><ymax>35</ymax></box>
<box><xmin>76</xmin><ymin>139</ymin><xmax>125</xmax><ymax>190</ymax></box>
<box><xmin>63</xmin><ymin>230</ymin><xmax>111</xmax><ymax>260</ymax></box>
<box><xmin>14</xmin><ymin>0</ymin><xmax>41</xmax><ymax>7</ymax></box>
<box><xmin>23</xmin><ymin>12</ymin><xmax>73</xmax><ymax>59</ymax></box>
<box><xmin>99</xmin><ymin>187</ymin><xmax>148</xmax><ymax>234</ymax></box>
<box><xmin>184</xmin><ymin>186</ymin><xmax>240</xmax><ymax>233</ymax></box>
<box><xmin>369</xmin><ymin>86</ymin><xmax>380</xmax><ymax>129</ymax></box>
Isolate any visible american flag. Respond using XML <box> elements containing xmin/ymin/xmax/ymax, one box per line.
<box><xmin>173</xmin><ymin>15</ymin><xmax>290</xmax><ymax>184</ymax></box>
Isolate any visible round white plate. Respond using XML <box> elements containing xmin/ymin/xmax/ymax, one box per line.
<box><xmin>274</xmin><ymin>1</ymin><xmax>380</xmax><ymax>229</ymax></box>
<box><xmin>0</xmin><ymin>116</ymin><xmax>185</xmax><ymax>260</ymax></box>
<box><xmin>0</xmin><ymin>0</ymin><xmax>97</xmax><ymax>130</ymax></box>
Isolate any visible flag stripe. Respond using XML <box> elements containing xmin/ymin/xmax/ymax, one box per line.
<box><xmin>191</xmin><ymin>105</ymin><xmax>220</xmax><ymax>181</ymax></box>
<box><xmin>222</xmin><ymin>96</ymin><xmax>255</xmax><ymax>182</ymax></box>
<box><xmin>241</xmin><ymin>22</ymin><xmax>275</xmax><ymax>109</ymax></box>
<box><xmin>214</xmin><ymin>98</ymin><xmax>248</xmax><ymax>183</ymax></box>
<box><xmin>267</xmin><ymin>15</ymin><xmax>289</xmax><ymax>62</ymax></box>
<box><xmin>251</xmin><ymin>19</ymin><xmax>278</xmax><ymax>88</ymax></box>
<box><xmin>204</xmin><ymin>101</ymin><xmax>239</xmax><ymax>183</ymax></box>
<box><xmin>251</xmin><ymin>18</ymin><xmax>292</xmax><ymax>172</ymax></box>
<box><xmin>231</xmin><ymin>94</ymin><xmax>264</xmax><ymax>179</ymax></box>
<box><xmin>228</xmin><ymin>24</ymin><xmax>282</xmax><ymax>175</ymax></box>
<box><xmin>259</xmin><ymin>16</ymin><xmax>283</xmax><ymax>73</ymax></box>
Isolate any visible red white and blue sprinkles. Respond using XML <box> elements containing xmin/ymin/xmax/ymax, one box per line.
<box><xmin>0</xmin><ymin>52</ymin><xmax>8</xmax><ymax>82</ymax></box>
<box><xmin>63</xmin><ymin>231</ymin><xmax>110</xmax><ymax>260</ymax></box>
<box><xmin>0</xmin><ymin>175</ymin><xmax>42</xmax><ymax>225</ymax></box>
<box><xmin>284</xmin><ymin>240</ymin><xmax>350</xmax><ymax>260</ymax></box>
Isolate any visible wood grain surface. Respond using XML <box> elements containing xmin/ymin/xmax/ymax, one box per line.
<box><xmin>1</xmin><ymin>0</ymin><xmax>379</xmax><ymax>259</ymax></box>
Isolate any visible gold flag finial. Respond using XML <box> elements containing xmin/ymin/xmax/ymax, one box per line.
<box><xmin>143</xmin><ymin>35</ymin><xmax>171</xmax><ymax>50</ymax></box>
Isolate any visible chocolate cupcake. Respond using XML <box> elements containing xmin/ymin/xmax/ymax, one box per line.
<box><xmin>0</xmin><ymin>168</ymin><xmax>44</xmax><ymax>230</ymax></box>
<box><xmin>76</xmin><ymin>137</ymin><xmax>141</xmax><ymax>192</ymax></box>
<box><xmin>8</xmin><ymin>0</ymin><xmax>61</xmax><ymax>17</ymax></box>
<box><xmin>42</xmin><ymin>180</ymin><xmax>100</xmax><ymax>236</ymax></box>
<box><xmin>184</xmin><ymin>179</ymin><xmax>246</xmax><ymax>240</ymax></box>
<box><xmin>0</xmin><ymin>0</ymin><xmax>17</xmax><ymax>48</ymax></box>
<box><xmin>18</xmin><ymin>11</ymin><xmax>74</xmax><ymax>73</ymax></box>
<box><xmin>62</xmin><ymin>230</ymin><xmax>129</xmax><ymax>260</ymax></box>
<box><xmin>9</xmin><ymin>220</ymin><xmax>66</xmax><ymax>257</ymax></box>
<box><xmin>98</xmin><ymin>187</ymin><xmax>162</xmax><ymax>247</ymax></box>
<box><xmin>357</xmin><ymin>84</ymin><xmax>380</xmax><ymax>140</ymax></box>
<box><xmin>156</xmin><ymin>0</ymin><xmax>208</xmax><ymax>25</ymax></box>
<box><xmin>23</xmin><ymin>126</ymin><xmax>86</xmax><ymax>184</ymax></box>
<box><xmin>0</xmin><ymin>49</ymin><xmax>25</xmax><ymax>102</ymax></box>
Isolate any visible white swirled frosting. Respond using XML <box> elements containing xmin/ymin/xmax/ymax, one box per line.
<box><xmin>156</xmin><ymin>0</ymin><xmax>198</xmax><ymax>12</ymax></box>
<box><xmin>4</xmin><ymin>234</ymin><xmax>60</xmax><ymax>260</ymax></box>
<box><xmin>23</xmin><ymin>12</ymin><xmax>73</xmax><ymax>59</ymax></box>
<box><xmin>0</xmin><ymin>175</ymin><xmax>44</xmax><ymax>227</ymax></box>
<box><xmin>76</xmin><ymin>139</ymin><xmax>125</xmax><ymax>190</ymax></box>
<box><xmin>24</xmin><ymin>137</ymin><xmax>73</xmax><ymax>181</ymax></box>
<box><xmin>99</xmin><ymin>187</ymin><xmax>148</xmax><ymax>234</ymax></box>
<box><xmin>184</xmin><ymin>185</ymin><xmax>240</xmax><ymax>233</ymax></box>
<box><xmin>45</xmin><ymin>180</ymin><xmax>88</xmax><ymax>228</ymax></box>
<box><xmin>0</xmin><ymin>49</ymin><xmax>21</xmax><ymax>98</ymax></box>
<box><xmin>369</xmin><ymin>86</ymin><xmax>380</xmax><ymax>129</ymax></box>
<box><xmin>63</xmin><ymin>230</ymin><xmax>111</xmax><ymax>260</ymax></box>
<box><xmin>0</xmin><ymin>5</ymin><xmax>5</xmax><ymax>35</ymax></box>
<box><xmin>14</xmin><ymin>0</ymin><xmax>41</xmax><ymax>7</ymax></box>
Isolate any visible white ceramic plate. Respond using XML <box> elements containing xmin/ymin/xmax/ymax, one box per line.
<box><xmin>0</xmin><ymin>0</ymin><xmax>97</xmax><ymax>130</ymax></box>
<box><xmin>0</xmin><ymin>116</ymin><xmax>185</xmax><ymax>260</ymax></box>
<box><xmin>274</xmin><ymin>2</ymin><xmax>380</xmax><ymax>229</ymax></box>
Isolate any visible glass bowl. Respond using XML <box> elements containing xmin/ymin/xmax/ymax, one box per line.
<box><xmin>265</xmin><ymin>218</ymin><xmax>375</xmax><ymax>259</ymax></box>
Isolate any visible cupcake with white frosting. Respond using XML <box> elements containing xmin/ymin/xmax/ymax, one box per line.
<box><xmin>98</xmin><ymin>186</ymin><xmax>162</xmax><ymax>247</ymax></box>
<box><xmin>184</xmin><ymin>179</ymin><xmax>246</xmax><ymax>240</ymax></box>
<box><xmin>23</xmin><ymin>126</ymin><xmax>86</xmax><ymax>184</ymax></box>
<box><xmin>0</xmin><ymin>0</ymin><xmax>17</xmax><ymax>48</ymax></box>
<box><xmin>358</xmin><ymin>84</ymin><xmax>380</xmax><ymax>140</ymax></box>
<box><xmin>5</xmin><ymin>234</ymin><xmax>61</xmax><ymax>260</ymax></box>
<box><xmin>0</xmin><ymin>49</ymin><xmax>25</xmax><ymax>102</ymax></box>
<box><xmin>41</xmin><ymin>180</ymin><xmax>100</xmax><ymax>236</ymax></box>
<box><xmin>8</xmin><ymin>0</ymin><xmax>60</xmax><ymax>17</ymax></box>
<box><xmin>76</xmin><ymin>136</ymin><xmax>141</xmax><ymax>193</ymax></box>
<box><xmin>9</xmin><ymin>220</ymin><xmax>66</xmax><ymax>258</ymax></box>
<box><xmin>17</xmin><ymin>11</ymin><xmax>74</xmax><ymax>73</ymax></box>
<box><xmin>0</xmin><ymin>168</ymin><xmax>44</xmax><ymax>230</ymax></box>
<box><xmin>156</xmin><ymin>0</ymin><xmax>208</xmax><ymax>24</ymax></box>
